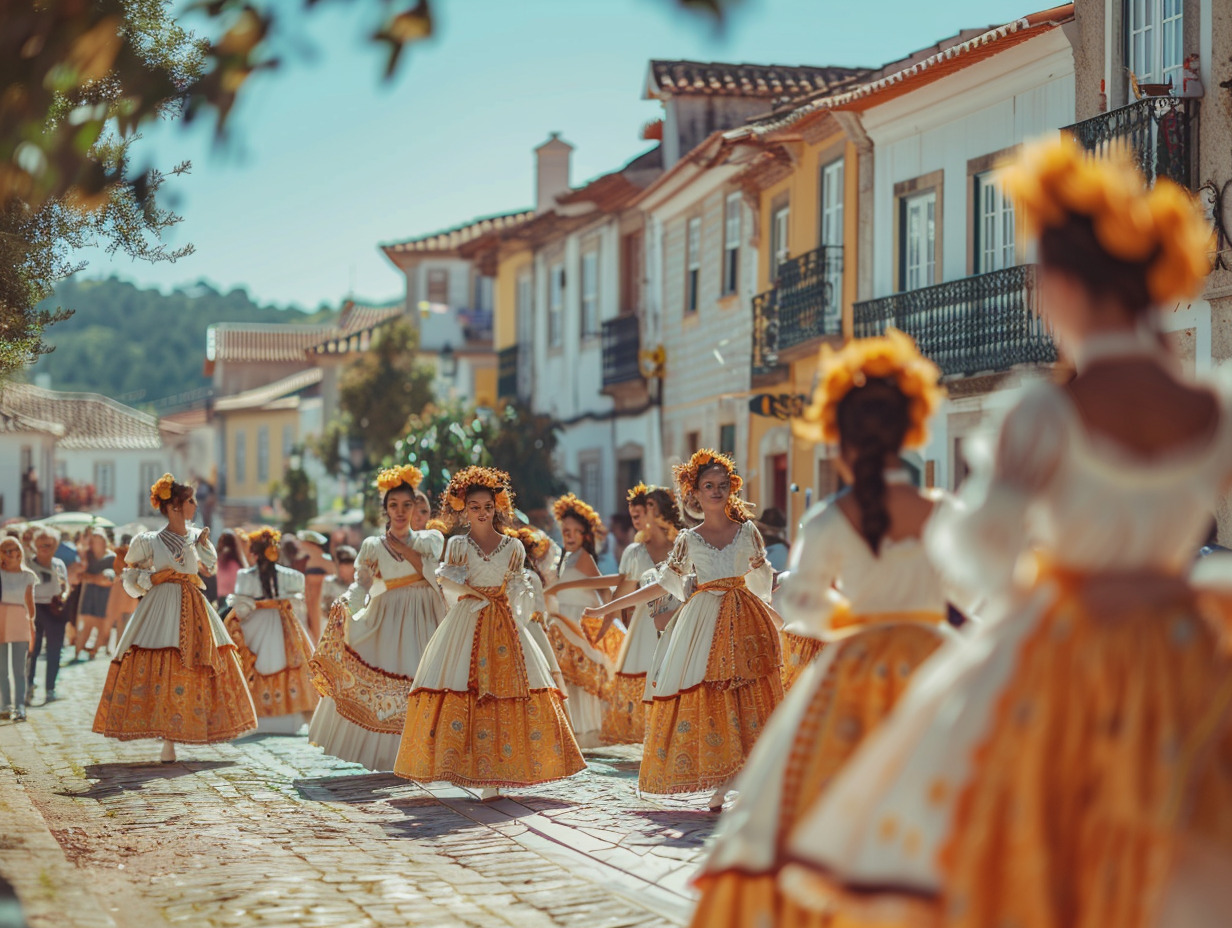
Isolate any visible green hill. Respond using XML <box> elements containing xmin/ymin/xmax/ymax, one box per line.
<box><xmin>28</xmin><ymin>277</ymin><xmax>333</xmax><ymax>406</ymax></box>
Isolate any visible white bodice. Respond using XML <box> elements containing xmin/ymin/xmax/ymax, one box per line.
<box><xmin>439</xmin><ymin>533</ymin><xmax>525</xmax><ymax>589</ymax></box>
<box><xmin>930</xmin><ymin>376</ymin><xmax>1232</xmax><ymax>597</ymax></box>
<box><xmin>554</xmin><ymin>549</ymin><xmax>601</xmax><ymax>608</ymax></box>
<box><xmin>356</xmin><ymin>530</ymin><xmax>443</xmax><ymax>583</ymax></box>
<box><xmin>659</xmin><ymin>521</ymin><xmax>773</xmax><ymax>602</ymax></box>
<box><xmin>123</xmin><ymin>528</ymin><xmax>216</xmax><ymax>595</ymax></box>
<box><xmin>779</xmin><ymin>496</ymin><xmax>949</xmax><ymax>631</ymax></box>
<box><xmin>234</xmin><ymin>564</ymin><xmax>305</xmax><ymax>601</ymax></box>
<box><xmin>618</xmin><ymin>543</ymin><xmax>656</xmax><ymax>581</ymax></box>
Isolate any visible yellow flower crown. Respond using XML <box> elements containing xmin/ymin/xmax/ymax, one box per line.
<box><xmin>796</xmin><ymin>328</ymin><xmax>943</xmax><ymax>449</ymax></box>
<box><xmin>444</xmin><ymin>465</ymin><xmax>514</xmax><ymax>514</ymax></box>
<box><xmin>246</xmin><ymin>527</ymin><xmax>282</xmax><ymax>563</ymax></box>
<box><xmin>552</xmin><ymin>493</ymin><xmax>604</xmax><ymax>538</ymax></box>
<box><xmin>503</xmin><ymin>524</ymin><xmax>551</xmax><ymax>562</ymax></box>
<box><xmin>425</xmin><ymin>518</ymin><xmax>450</xmax><ymax>534</ymax></box>
<box><xmin>999</xmin><ymin>136</ymin><xmax>1211</xmax><ymax>305</ymax></box>
<box><xmin>625</xmin><ymin>482</ymin><xmax>653</xmax><ymax>506</ymax></box>
<box><xmin>673</xmin><ymin>449</ymin><xmax>753</xmax><ymax>522</ymax></box>
<box><xmin>376</xmin><ymin>464</ymin><xmax>424</xmax><ymax>494</ymax></box>
<box><xmin>148</xmin><ymin>473</ymin><xmax>176</xmax><ymax>510</ymax></box>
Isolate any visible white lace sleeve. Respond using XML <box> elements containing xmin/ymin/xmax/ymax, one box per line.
<box><xmin>229</xmin><ymin>569</ymin><xmax>259</xmax><ymax>618</ymax></box>
<box><xmin>777</xmin><ymin>503</ymin><xmax>842</xmax><ymax>629</ymax></box>
<box><xmin>510</xmin><ymin>568</ymin><xmax>539</xmax><ymax>626</ymax></box>
<box><xmin>437</xmin><ymin>535</ymin><xmax>470</xmax><ymax>585</ymax></box>
<box><xmin>121</xmin><ymin>533</ymin><xmax>155</xmax><ymax>597</ymax></box>
<box><xmin>926</xmin><ymin>382</ymin><xmax>1065</xmax><ymax>600</ymax></box>
<box><xmin>657</xmin><ymin>531</ymin><xmax>693</xmax><ymax>602</ymax></box>
<box><xmin>193</xmin><ymin>529</ymin><xmax>217</xmax><ymax>573</ymax></box>
<box><xmin>743</xmin><ymin>522</ymin><xmax>774</xmax><ymax>603</ymax></box>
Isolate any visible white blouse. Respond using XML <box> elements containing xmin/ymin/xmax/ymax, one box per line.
<box><xmin>658</xmin><ymin>521</ymin><xmax>774</xmax><ymax>604</ymax></box>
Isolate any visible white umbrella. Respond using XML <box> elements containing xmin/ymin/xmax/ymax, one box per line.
<box><xmin>307</xmin><ymin>509</ymin><xmax>366</xmax><ymax>531</ymax></box>
<box><xmin>38</xmin><ymin>511</ymin><xmax>116</xmax><ymax>530</ymax></box>
<box><xmin>115</xmin><ymin>522</ymin><xmax>151</xmax><ymax>540</ymax></box>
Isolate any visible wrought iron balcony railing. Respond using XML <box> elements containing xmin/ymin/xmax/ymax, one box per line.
<box><xmin>497</xmin><ymin>344</ymin><xmax>519</xmax><ymax>401</ymax></box>
<box><xmin>852</xmin><ymin>264</ymin><xmax>1056</xmax><ymax>377</ymax></box>
<box><xmin>1065</xmin><ymin>96</ymin><xmax>1198</xmax><ymax>189</ymax></box>
<box><xmin>751</xmin><ymin>245</ymin><xmax>843</xmax><ymax>377</ymax></box>
<box><xmin>601</xmin><ymin>314</ymin><xmax>643</xmax><ymax>387</ymax></box>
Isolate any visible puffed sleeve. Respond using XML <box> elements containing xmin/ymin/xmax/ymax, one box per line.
<box><xmin>343</xmin><ymin>537</ymin><xmax>379</xmax><ymax>613</ymax></box>
<box><xmin>411</xmin><ymin>529</ymin><xmax>445</xmax><ymax>560</ymax></box>
<box><xmin>229</xmin><ymin>569</ymin><xmax>260</xmax><ymax>617</ymax></box>
<box><xmin>437</xmin><ymin>535</ymin><xmax>470</xmax><ymax>585</ymax></box>
<box><xmin>656</xmin><ymin>531</ymin><xmax>693</xmax><ymax>602</ymax></box>
<box><xmin>511</xmin><ymin>568</ymin><xmax>542</xmax><ymax>626</ymax></box>
<box><xmin>121</xmin><ymin>533</ymin><xmax>155</xmax><ymax>597</ymax></box>
<box><xmin>279</xmin><ymin>566</ymin><xmax>308</xmax><ymax>624</ymax></box>
<box><xmin>504</xmin><ymin>544</ymin><xmax>530</xmax><ymax>620</ymax></box>
<box><xmin>777</xmin><ymin>503</ymin><xmax>843</xmax><ymax>629</ymax></box>
<box><xmin>193</xmin><ymin>528</ymin><xmax>217</xmax><ymax>573</ymax></box>
<box><xmin>618</xmin><ymin>543</ymin><xmax>646</xmax><ymax>580</ymax></box>
<box><xmin>743</xmin><ymin>522</ymin><xmax>774</xmax><ymax>603</ymax></box>
<box><xmin>926</xmin><ymin>381</ymin><xmax>1066</xmax><ymax>601</ymax></box>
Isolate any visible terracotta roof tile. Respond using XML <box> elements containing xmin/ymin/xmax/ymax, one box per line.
<box><xmin>1</xmin><ymin>384</ymin><xmax>161</xmax><ymax>450</ymax></box>
<box><xmin>0</xmin><ymin>408</ymin><xmax>65</xmax><ymax>438</ymax></box>
<box><xmin>646</xmin><ymin>60</ymin><xmax>869</xmax><ymax>100</ymax></box>
<box><xmin>382</xmin><ymin>209</ymin><xmax>535</xmax><ymax>257</ymax></box>
<box><xmin>206</xmin><ymin>323</ymin><xmax>334</xmax><ymax>364</ymax></box>
<box><xmin>212</xmin><ymin>368</ymin><xmax>323</xmax><ymax>413</ymax></box>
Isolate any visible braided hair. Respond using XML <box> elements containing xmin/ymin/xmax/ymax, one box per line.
<box><xmin>836</xmin><ymin>377</ymin><xmax>910</xmax><ymax>556</ymax></box>
<box><xmin>248</xmin><ymin>534</ymin><xmax>281</xmax><ymax>600</ymax></box>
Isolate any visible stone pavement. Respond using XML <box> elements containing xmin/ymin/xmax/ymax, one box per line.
<box><xmin>0</xmin><ymin>653</ymin><xmax>719</xmax><ymax>928</ymax></box>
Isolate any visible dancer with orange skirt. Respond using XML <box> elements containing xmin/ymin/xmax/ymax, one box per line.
<box><xmin>505</xmin><ymin>524</ymin><xmax>569</xmax><ymax>696</ymax></box>
<box><xmin>781</xmin><ymin>138</ymin><xmax>1232</xmax><ymax>928</ymax></box>
<box><xmin>690</xmin><ymin>331</ymin><xmax>958</xmax><ymax>928</ymax></box>
<box><xmin>395</xmin><ymin>467</ymin><xmax>585</xmax><ymax>799</ymax></box>
<box><xmin>224</xmin><ymin>527</ymin><xmax>319</xmax><ymax>733</ymax></box>
<box><xmin>93</xmin><ymin>474</ymin><xmax>256</xmax><ymax>762</ymax></box>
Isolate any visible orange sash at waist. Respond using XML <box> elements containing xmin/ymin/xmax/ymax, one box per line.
<box><xmin>254</xmin><ymin>598</ymin><xmax>290</xmax><ymax>609</ymax></box>
<box><xmin>151</xmin><ymin>568</ymin><xmax>223</xmax><ymax>672</ymax></box>
<box><xmin>825</xmin><ymin>603</ymin><xmax>947</xmax><ymax>641</ymax></box>
<box><xmin>250</xmin><ymin>598</ymin><xmax>307</xmax><ymax>668</ymax></box>
<box><xmin>152</xmin><ymin>569</ymin><xmax>205</xmax><ymax>590</ymax></box>
<box><xmin>461</xmin><ymin>583</ymin><xmax>507</xmax><ymax>605</ymax></box>
<box><xmin>384</xmin><ymin>574</ymin><xmax>427</xmax><ymax>591</ymax></box>
<box><xmin>697</xmin><ymin>576</ymin><xmax>748</xmax><ymax>594</ymax></box>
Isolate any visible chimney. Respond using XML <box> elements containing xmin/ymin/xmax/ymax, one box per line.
<box><xmin>534</xmin><ymin>132</ymin><xmax>573</xmax><ymax>214</ymax></box>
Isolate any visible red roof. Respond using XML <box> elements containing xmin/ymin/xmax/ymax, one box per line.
<box><xmin>212</xmin><ymin>368</ymin><xmax>323</xmax><ymax>413</ymax></box>
<box><xmin>206</xmin><ymin>323</ymin><xmax>334</xmax><ymax>364</ymax></box>
<box><xmin>646</xmin><ymin>60</ymin><xmax>869</xmax><ymax>100</ymax></box>
<box><xmin>381</xmin><ymin>209</ymin><xmax>535</xmax><ymax>260</ymax></box>
<box><xmin>1</xmin><ymin>383</ymin><xmax>162</xmax><ymax>450</ymax></box>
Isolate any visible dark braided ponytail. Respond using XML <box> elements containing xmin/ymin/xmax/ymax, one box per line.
<box><xmin>836</xmin><ymin>378</ymin><xmax>910</xmax><ymax>555</ymax></box>
<box><xmin>248</xmin><ymin>535</ymin><xmax>282</xmax><ymax>600</ymax></box>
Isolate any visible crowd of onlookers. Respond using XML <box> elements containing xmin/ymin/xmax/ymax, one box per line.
<box><xmin>0</xmin><ymin>521</ymin><xmax>364</xmax><ymax>722</ymax></box>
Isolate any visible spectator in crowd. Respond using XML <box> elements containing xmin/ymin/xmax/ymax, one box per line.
<box><xmin>319</xmin><ymin>545</ymin><xmax>356</xmax><ymax>621</ymax></box>
<box><xmin>214</xmin><ymin>530</ymin><xmax>246</xmax><ymax>611</ymax></box>
<box><xmin>1</xmin><ymin>537</ymin><xmax>38</xmax><ymax>720</ymax></box>
<box><xmin>74</xmin><ymin>529</ymin><xmax>115</xmax><ymax>659</ymax></box>
<box><xmin>756</xmin><ymin>507</ymin><xmax>791</xmax><ymax>572</ymax></box>
<box><xmin>24</xmin><ymin>527</ymin><xmax>68</xmax><ymax>705</ymax></box>
<box><xmin>297</xmin><ymin>531</ymin><xmax>333</xmax><ymax>641</ymax></box>
<box><xmin>608</xmin><ymin>512</ymin><xmax>635</xmax><ymax>567</ymax></box>
<box><xmin>280</xmin><ymin>535</ymin><xmax>305</xmax><ymax>572</ymax></box>
<box><xmin>104</xmin><ymin>535</ymin><xmax>139</xmax><ymax>645</ymax></box>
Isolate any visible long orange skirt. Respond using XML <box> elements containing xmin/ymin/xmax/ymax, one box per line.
<box><xmin>780</xmin><ymin>630</ymin><xmax>825</xmax><ymax>690</ymax></box>
<box><xmin>692</xmin><ymin>623</ymin><xmax>944</xmax><ymax>928</ymax></box>
<box><xmin>225</xmin><ymin>600</ymin><xmax>319</xmax><ymax>717</ymax></box>
<box><xmin>601</xmin><ymin>671</ymin><xmax>648</xmax><ymax>744</ymax></box>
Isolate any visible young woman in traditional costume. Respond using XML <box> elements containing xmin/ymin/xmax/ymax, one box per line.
<box><xmin>394</xmin><ymin>467</ymin><xmax>585</xmax><ymax>799</ymax></box>
<box><xmin>309</xmin><ymin>465</ymin><xmax>445</xmax><ymax>770</ymax></box>
<box><xmin>223</xmin><ymin>527</ymin><xmax>319</xmax><ymax>733</ymax></box>
<box><xmin>542</xmin><ymin>493</ymin><xmax>618</xmax><ymax>749</ymax></box>
<box><xmin>690</xmin><ymin>330</ymin><xmax>958</xmax><ymax>928</ymax></box>
<box><xmin>600</xmin><ymin>451</ymin><xmax>783</xmax><ymax>807</ymax></box>
<box><xmin>93</xmin><ymin>474</ymin><xmax>256</xmax><ymax>762</ymax></box>
<box><xmin>584</xmin><ymin>484</ymin><xmax>684</xmax><ymax>744</ymax></box>
<box><xmin>781</xmin><ymin>138</ymin><xmax>1232</xmax><ymax>928</ymax></box>
<box><xmin>505</xmin><ymin>524</ymin><xmax>569</xmax><ymax>696</ymax></box>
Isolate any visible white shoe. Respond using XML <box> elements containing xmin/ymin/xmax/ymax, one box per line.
<box><xmin>159</xmin><ymin>740</ymin><xmax>176</xmax><ymax>763</ymax></box>
<box><xmin>707</xmin><ymin>786</ymin><xmax>728</xmax><ymax>812</ymax></box>
<box><xmin>476</xmin><ymin>787</ymin><xmax>501</xmax><ymax>802</ymax></box>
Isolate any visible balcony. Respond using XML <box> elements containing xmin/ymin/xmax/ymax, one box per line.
<box><xmin>601</xmin><ymin>314</ymin><xmax>650</xmax><ymax>409</ymax></box>
<box><xmin>1065</xmin><ymin>96</ymin><xmax>1198</xmax><ymax>189</ymax></box>
<box><xmin>497</xmin><ymin>344</ymin><xmax>519</xmax><ymax>401</ymax></box>
<box><xmin>853</xmin><ymin>264</ymin><xmax>1056</xmax><ymax>377</ymax></box>
<box><xmin>751</xmin><ymin>246</ymin><xmax>843</xmax><ymax>377</ymax></box>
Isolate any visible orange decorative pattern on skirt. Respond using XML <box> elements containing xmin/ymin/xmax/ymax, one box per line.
<box><xmin>224</xmin><ymin>600</ymin><xmax>319</xmax><ymax>716</ymax></box>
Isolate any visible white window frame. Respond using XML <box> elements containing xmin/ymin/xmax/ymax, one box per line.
<box><xmin>579</xmin><ymin>456</ymin><xmax>602</xmax><ymax>508</ymax></box>
<box><xmin>425</xmin><ymin>268</ymin><xmax>449</xmax><ymax>306</ymax></box>
<box><xmin>1127</xmin><ymin>0</ymin><xmax>1184</xmax><ymax>88</ymax></box>
<box><xmin>770</xmin><ymin>203</ymin><xmax>790</xmax><ymax>281</ymax></box>
<box><xmin>257</xmin><ymin>426</ymin><xmax>270</xmax><ymax>483</ymax></box>
<box><xmin>685</xmin><ymin>216</ymin><xmax>701</xmax><ymax>313</ymax></box>
<box><xmin>474</xmin><ymin>275</ymin><xmax>494</xmax><ymax>312</ymax></box>
<box><xmin>580</xmin><ymin>250</ymin><xmax>599</xmax><ymax>338</ymax></box>
<box><xmin>516</xmin><ymin>271</ymin><xmax>533</xmax><ymax>344</ymax></box>
<box><xmin>138</xmin><ymin>462</ymin><xmax>161</xmax><ymax>513</ymax></box>
<box><xmin>234</xmin><ymin>430</ymin><xmax>247</xmax><ymax>484</ymax></box>
<box><xmin>548</xmin><ymin>263</ymin><xmax>565</xmax><ymax>348</ymax></box>
<box><xmin>902</xmin><ymin>190</ymin><xmax>937</xmax><ymax>292</ymax></box>
<box><xmin>820</xmin><ymin>158</ymin><xmax>845</xmax><ymax>330</ymax></box>
<box><xmin>722</xmin><ymin>193</ymin><xmax>741</xmax><ymax>296</ymax></box>
<box><xmin>94</xmin><ymin>461</ymin><xmax>116</xmax><ymax>501</ymax></box>
<box><xmin>974</xmin><ymin>171</ymin><xmax>1015</xmax><ymax>274</ymax></box>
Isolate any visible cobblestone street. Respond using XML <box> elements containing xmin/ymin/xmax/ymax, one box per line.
<box><xmin>0</xmin><ymin>656</ymin><xmax>714</xmax><ymax>928</ymax></box>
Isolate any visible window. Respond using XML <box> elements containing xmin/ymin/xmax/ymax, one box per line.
<box><xmin>974</xmin><ymin>172</ymin><xmax>1015</xmax><ymax>274</ymax></box>
<box><xmin>685</xmin><ymin>430</ymin><xmax>701</xmax><ymax>456</ymax></box>
<box><xmin>55</xmin><ymin>460</ymin><xmax>67</xmax><ymax>480</ymax></box>
<box><xmin>617</xmin><ymin>457</ymin><xmax>643</xmax><ymax>498</ymax></box>
<box><xmin>548</xmin><ymin>263</ymin><xmax>565</xmax><ymax>347</ymax></box>
<box><xmin>282</xmin><ymin>424</ymin><xmax>294</xmax><ymax>459</ymax></box>
<box><xmin>770</xmin><ymin>202</ymin><xmax>790</xmax><ymax>282</ymax></box>
<box><xmin>820</xmin><ymin>158</ymin><xmax>845</xmax><ymax>329</ymax></box>
<box><xmin>580</xmin><ymin>250</ymin><xmax>599</xmax><ymax>338</ymax></box>
<box><xmin>139</xmin><ymin>462</ymin><xmax>160</xmax><ymax>512</ymax></box>
<box><xmin>234</xmin><ymin>430</ymin><xmax>247</xmax><ymax>484</ymax></box>
<box><xmin>21</xmin><ymin>447</ymin><xmax>33</xmax><ymax>473</ymax></box>
<box><xmin>620</xmin><ymin>231</ymin><xmax>643</xmax><ymax>316</ymax></box>
<box><xmin>579</xmin><ymin>457</ymin><xmax>602</xmax><ymax>507</ymax></box>
<box><xmin>722</xmin><ymin>193</ymin><xmax>741</xmax><ymax>295</ymax></box>
<box><xmin>900</xmin><ymin>190</ymin><xmax>937</xmax><ymax>292</ymax></box>
<box><xmin>426</xmin><ymin>268</ymin><xmax>449</xmax><ymax>306</ymax></box>
<box><xmin>257</xmin><ymin>426</ymin><xmax>270</xmax><ymax>483</ymax></box>
<box><xmin>516</xmin><ymin>271</ymin><xmax>533</xmax><ymax>342</ymax></box>
<box><xmin>685</xmin><ymin>217</ymin><xmax>701</xmax><ymax>313</ymax></box>
<box><xmin>94</xmin><ymin>461</ymin><xmax>115</xmax><ymax>500</ymax></box>
<box><xmin>719</xmin><ymin>424</ymin><xmax>736</xmax><ymax>457</ymax></box>
<box><xmin>1127</xmin><ymin>0</ymin><xmax>1184</xmax><ymax>88</ymax></box>
<box><xmin>474</xmin><ymin>275</ymin><xmax>494</xmax><ymax>312</ymax></box>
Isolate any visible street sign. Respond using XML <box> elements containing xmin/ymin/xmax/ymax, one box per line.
<box><xmin>749</xmin><ymin>393</ymin><xmax>808</xmax><ymax>420</ymax></box>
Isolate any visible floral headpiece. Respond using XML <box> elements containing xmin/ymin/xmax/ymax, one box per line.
<box><xmin>503</xmin><ymin>524</ymin><xmax>551</xmax><ymax>562</ymax></box>
<box><xmin>246</xmin><ymin>527</ymin><xmax>282</xmax><ymax>563</ymax></box>
<box><xmin>444</xmin><ymin>466</ymin><xmax>514</xmax><ymax>514</ymax></box>
<box><xmin>425</xmin><ymin>518</ymin><xmax>450</xmax><ymax>534</ymax></box>
<box><xmin>149</xmin><ymin>473</ymin><xmax>175</xmax><ymax>510</ymax></box>
<box><xmin>626</xmin><ymin>482</ymin><xmax>652</xmax><ymax>507</ymax></box>
<box><xmin>376</xmin><ymin>464</ymin><xmax>423</xmax><ymax>494</ymax></box>
<box><xmin>552</xmin><ymin>493</ymin><xmax>605</xmax><ymax>538</ymax></box>
<box><xmin>795</xmin><ymin>328</ymin><xmax>943</xmax><ymax>449</ymax></box>
<box><xmin>999</xmin><ymin>136</ymin><xmax>1211</xmax><ymax>305</ymax></box>
<box><xmin>673</xmin><ymin>450</ymin><xmax>753</xmax><ymax>522</ymax></box>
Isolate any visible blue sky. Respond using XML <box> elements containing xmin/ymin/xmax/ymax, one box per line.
<box><xmin>81</xmin><ymin>0</ymin><xmax>1038</xmax><ymax>312</ymax></box>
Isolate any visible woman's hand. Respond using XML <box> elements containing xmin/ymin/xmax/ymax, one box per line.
<box><xmin>582</xmin><ymin>603</ymin><xmax>610</xmax><ymax>619</ymax></box>
<box><xmin>196</xmin><ymin>527</ymin><xmax>211</xmax><ymax>546</ymax></box>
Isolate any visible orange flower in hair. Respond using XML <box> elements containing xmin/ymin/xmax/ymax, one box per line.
<box><xmin>444</xmin><ymin>466</ymin><xmax>515</xmax><ymax>515</ymax></box>
<box><xmin>503</xmin><ymin>524</ymin><xmax>551</xmax><ymax>562</ymax></box>
<box><xmin>246</xmin><ymin>527</ymin><xmax>282</xmax><ymax>562</ymax></box>
<box><xmin>552</xmin><ymin>493</ymin><xmax>604</xmax><ymax>538</ymax></box>
<box><xmin>795</xmin><ymin>328</ymin><xmax>943</xmax><ymax>449</ymax></box>
<box><xmin>148</xmin><ymin>473</ymin><xmax>176</xmax><ymax>510</ymax></box>
<box><xmin>375</xmin><ymin>464</ymin><xmax>424</xmax><ymax>493</ymax></box>
<box><xmin>626</xmin><ymin>482</ymin><xmax>652</xmax><ymax>506</ymax></box>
